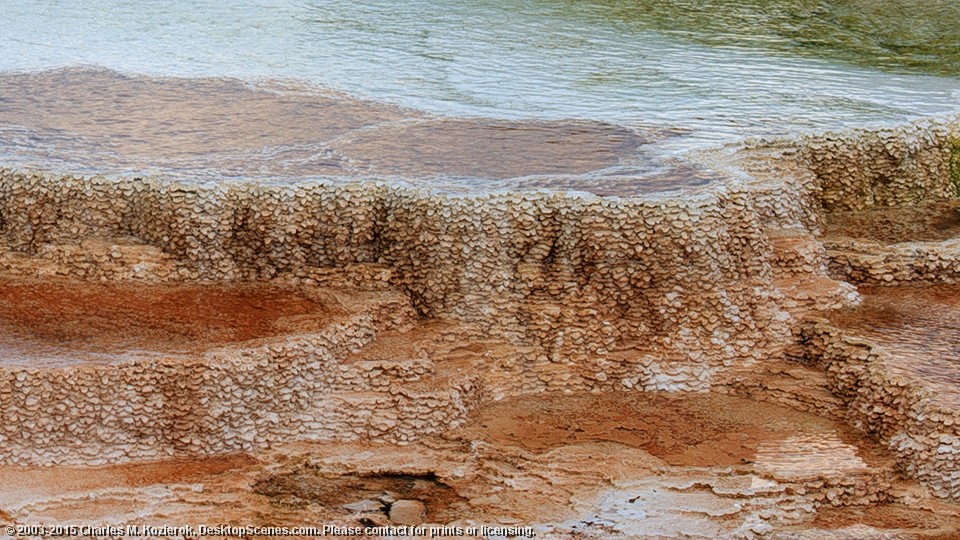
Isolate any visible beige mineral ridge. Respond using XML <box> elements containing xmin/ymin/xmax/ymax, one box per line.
<box><xmin>1</xmin><ymin>113</ymin><xmax>960</xmax><ymax>537</ymax></box>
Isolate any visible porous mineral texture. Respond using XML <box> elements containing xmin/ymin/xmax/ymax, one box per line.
<box><xmin>2</xmin><ymin>113</ymin><xmax>960</xmax><ymax>537</ymax></box>
<box><xmin>0</xmin><ymin>169</ymin><xmax>787</xmax><ymax>368</ymax></box>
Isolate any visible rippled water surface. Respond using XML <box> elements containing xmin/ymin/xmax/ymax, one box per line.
<box><xmin>1</xmin><ymin>0</ymin><xmax>959</xmax><ymax>191</ymax></box>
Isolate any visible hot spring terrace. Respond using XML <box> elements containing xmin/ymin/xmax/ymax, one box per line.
<box><xmin>1</xmin><ymin>114</ymin><xmax>960</xmax><ymax>536</ymax></box>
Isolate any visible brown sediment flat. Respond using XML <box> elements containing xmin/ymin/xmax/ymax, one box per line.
<box><xmin>0</xmin><ymin>68</ymin><xmax>676</xmax><ymax>190</ymax></box>
<box><xmin>452</xmin><ymin>392</ymin><xmax>890</xmax><ymax>469</ymax></box>
<box><xmin>0</xmin><ymin>278</ymin><xmax>337</xmax><ymax>365</ymax></box>
<box><xmin>824</xmin><ymin>200</ymin><xmax>960</xmax><ymax>244</ymax></box>
<box><xmin>828</xmin><ymin>285</ymin><xmax>960</xmax><ymax>408</ymax></box>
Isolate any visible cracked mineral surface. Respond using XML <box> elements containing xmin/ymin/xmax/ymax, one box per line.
<box><xmin>1</xmin><ymin>70</ymin><xmax>960</xmax><ymax>539</ymax></box>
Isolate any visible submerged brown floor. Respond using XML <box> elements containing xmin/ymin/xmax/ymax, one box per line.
<box><xmin>0</xmin><ymin>68</ymin><xmax>693</xmax><ymax>194</ymax></box>
<box><xmin>0</xmin><ymin>278</ymin><xmax>337</xmax><ymax>365</ymax></box>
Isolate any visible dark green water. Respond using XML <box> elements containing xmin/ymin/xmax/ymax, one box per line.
<box><xmin>556</xmin><ymin>0</ymin><xmax>960</xmax><ymax>77</ymax></box>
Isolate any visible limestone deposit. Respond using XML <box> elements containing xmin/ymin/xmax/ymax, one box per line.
<box><xmin>2</xmin><ymin>113</ymin><xmax>960</xmax><ymax>537</ymax></box>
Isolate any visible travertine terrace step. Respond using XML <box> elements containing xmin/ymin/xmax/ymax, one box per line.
<box><xmin>755</xmin><ymin>433</ymin><xmax>870</xmax><ymax>479</ymax></box>
<box><xmin>0</xmin><ymin>277</ymin><xmax>341</xmax><ymax>366</ymax></box>
<box><xmin>827</xmin><ymin>285</ymin><xmax>960</xmax><ymax>410</ymax></box>
<box><xmin>300</xmin><ymin>374</ymin><xmax>481</xmax><ymax>444</ymax></box>
<box><xmin>0</xmin><ymin>275</ymin><xmax>429</xmax><ymax>464</ymax></box>
<box><xmin>824</xmin><ymin>200</ymin><xmax>960</xmax><ymax>245</ymax></box>
<box><xmin>0</xmin><ymin>237</ymin><xmax>179</xmax><ymax>281</ymax></box>
<box><xmin>822</xmin><ymin>202</ymin><xmax>960</xmax><ymax>285</ymax></box>
<box><xmin>804</xmin><ymin>311</ymin><xmax>960</xmax><ymax>500</ymax></box>
<box><xmin>767</xmin><ymin>227</ymin><xmax>860</xmax><ymax>313</ymax></box>
<box><xmin>325</xmin><ymin>358</ymin><xmax>436</xmax><ymax>392</ymax></box>
<box><xmin>775</xmin><ymin>274</ymin><xmax>860</xmax><ymax>313</ymax></box>
<box><xmin>768</xmin><ymin>228</ymin><xmax>829</xmax><ymax>278</ymax></box>
<box><xmin>721</xmin><ymin>360</ymin><xmax>848</xmax><ymax>421</ymax></box>
<box><xmin>826</xmin><ymin>237</ymin><xmax>960</xmax><ymax>285</ymax></box>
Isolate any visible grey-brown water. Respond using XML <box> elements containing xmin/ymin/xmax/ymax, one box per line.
<box><xmin>0</xmin><ymin>69</ymin><xmax>719</xmax><ymax>195</ymax></box>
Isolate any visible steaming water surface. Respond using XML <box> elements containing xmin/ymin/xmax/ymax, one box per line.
<box><xmin>1</xmin><ymin>0</ymin><xmax>959</xmax><ymax>193</ymax></box>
